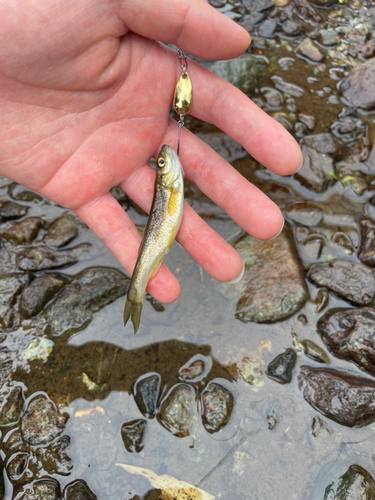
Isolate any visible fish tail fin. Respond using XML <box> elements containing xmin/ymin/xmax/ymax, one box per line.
<box><xmin>124</xmin><ymin>297</ymin><xmax>143</xmax><ymax>334</ymax></box>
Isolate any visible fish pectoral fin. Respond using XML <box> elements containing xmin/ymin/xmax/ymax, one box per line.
<box><xmin>149</xmin><ymin>254</ymin><xmax>165</xmax><ymax>279</ymax></box>
<box><xmin>124</xmin><ymin>297</ymin><xmax>143</xmax><ymax>334</ymax></box>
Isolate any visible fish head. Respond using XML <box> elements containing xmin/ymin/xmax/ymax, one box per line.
<box><xmin>156</xmin><ymin>145</ymin><xmax>183</xmax><ymax>186</ymax></box>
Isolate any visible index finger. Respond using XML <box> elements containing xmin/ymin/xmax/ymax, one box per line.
<box><xmin>120</xmin><ymin>0</ymin><xmax>250</xmax><ymax>60</ymax></box>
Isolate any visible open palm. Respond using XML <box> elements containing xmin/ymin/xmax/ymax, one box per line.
<box><xmin>0</xmin><ymin>0</ymin><xmax>302</xmax><ymax>303</ymax></box>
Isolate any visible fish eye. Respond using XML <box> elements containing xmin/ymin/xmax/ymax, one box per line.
<box><xmin>157</xmin><ymin>157</ymin><xmax>166</xmax><ymax>168</ymax></box>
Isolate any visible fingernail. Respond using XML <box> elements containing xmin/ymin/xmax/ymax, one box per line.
<box><xmin>226</xmin><ymin>260</ymin><xmax>245</xmax><ymax>284</ymax></box>
<box><xmin>270</xmin><ymin>217</ymin><xmax>285</xmax><ymax>240</ymax></box>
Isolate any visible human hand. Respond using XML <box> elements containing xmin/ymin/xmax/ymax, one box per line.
<box><xmin>0</xmin><ymin>0</ymin><xmax>302</xmax><ymax>303</ymax></box>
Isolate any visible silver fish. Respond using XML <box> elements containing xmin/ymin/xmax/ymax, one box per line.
<box><xmin>124</xmin><ymin>145</ymin><xmax>184</xmax><ymax>333</ymax></box>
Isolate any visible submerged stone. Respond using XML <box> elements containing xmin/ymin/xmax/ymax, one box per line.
<box><xmin>301</xmin><ymin>340</ymin><xmax>330</xmax><ymax>364</ymax></box>
<box><xmin>44</xmin><ymin>267</ymin><xmax>129</xmax><ymax>336</ymax></box>
<box><xmin>298</xmin><ymin>366</ymin><xmax>375</xmax><ymax>427</ymax></box>
<box><xmin>0</xmin><ymin>201</ymin><xmax>28</xmax><ymax>220</ymax></box>
<box><xmin>209</xmin><ymin>56</ymin><xmax>260</xmax><ymax>95</ymax></box>
<box><xmin>323</xmin><ymin>465</ymin><xmax>375</xmax><ymax>500</ymax></box>
<box><xmin>19</xmin><ymin>273</ymin><xmax>68</xmax><ymax>318</ymax></box>
<box><xmin>134</xmin><ymin>373</ymin><xmax>161</xmax><ymax>418</ymax></box>
<box><xmin>1</xmin><ymin>217</ymin><xmax>43</xmax><ymax>245</ymax></box>
<box><xmin>295</xmin><ymin>133</ymin><xmax>345</xmax><ymax>193</ymax></box>
<box><xmin>14</xmin><ymin>476</ymin><xmax>61</xmax><ymax>500</ymax></box>
<box><xmin>318</xmin><ymin>29</ymin><xmax>340</xmax><ymax>46</ymax></box>
<box><xmin>37</xmin><ymin>435</ymin><xmax>73</xmax><ymax>476</ymax></box>
<box><xmin>7</xmin><ymin>452</ymin><xmax>29</xmax><ymax>481</ymax></box>
<box><xmin>266</xmin><ymin>348</ymin><xmax>297</xmax><ymax>384</ymax></box>
<box><xmin>340</xmin><ymin>58</ymin><xmax>375</xmax><ymax>110</ymax></box>
<box><xmin>0</xmin><ymin>386</ymin><xmax>24</xmax><ymax>426</ymax></box>
<box><xmin>297</xmin><ymin>37</ymin><xmax>325</xmax><ymax>61</ymax></box>
<box><xmin>234</xmin><ymin>230</ymin><xmax>308</xmax><ymax>323</ymax></box>
<box><xmin>63</xmin><ymin>479</ymin><xmax>97</xmax><ymax>500</ymax></box>
<box><xmin>43</xmin><ymin>213</ymin><xmax>80</xmax><ymax>247</ymax></box>
<box><xmin>0</xmin><ymin>274</ymin><xmax>28</xmax><ymax>318</ymax></box>
<box><xmin>158</xmin><ymin>384</ymin><xmax>196</xmax><ymax>437</ymax></box>
<box><xmin>16</xmin><ymin>244</ymin><xmax>90</xmax><ymax>271</ymax></box>
<box><xmin>121</xmin><ymin>419</ymin><xmax>147</xmax><ymax>453</ymax></box>
<box><xmin>358</xmin><ymin>219</ymin><xmax>375</xmax><ymax>267</ymax></box>
<box><xmin>201</xmin><ymin>382</ymin><xmax>234</xmax><ymax>433</ymax></box>
<box><xmin>308</xmin><ymin>260</ymin><xmax>375</xmax><ymax>306</ymax></box>
<box><xmin>317</xmin><ymin>307</ymin><xmax>375</xmax><ymax>375</ymax></box>
<box><xmin>21</xmin><ymin>394</ymin><xmax>68</xmax><ymax>446</ymax></box>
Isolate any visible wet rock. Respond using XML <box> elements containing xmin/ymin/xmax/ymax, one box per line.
<box><xmin>301</xmin><ymin>340</ymin><xmax>330</xmax><ymax>364</ymax></box>
<box><xmin>14</xmin><ymin>476</ymin><xmax>61</xmax><ymax>500</ymax></box>
<box><xmin>0</xmin><ymin>274</ymin><xmax>28</xmax><ymax>318</ymax></box>
<box><xmin>358</xmin><ymin>219</ymin><xmax>375</xmax><ymax>267</ymax></box>
<box><xmin>229</xmin><ymin>356</ymin><xmax>264</xmax><ymax>388</ymax></box>
<box><xmin>179</xmin><ymin>360</ymin><xmax>204</xmax><ymax>381</ymax></box>
<box><xmin>259</xmin><ymin>18</ymin><xmax>277</xmax><ymax>38</ymax></box>
<box><xmin>121</xmin><ymin>419</ymin><xmax>147</xmax><ymax>453</ymax></box>
<box><xmin>43</xmin><ymin>213</ymin><xmax>80</xmax><ymax>247</ymax></box>
<box><xmin>22</xmin><ymin>338</ymin><xmax>54</xmax><ymax>362</ymax></box>
<box><xmin>8</xmin><ymin>184</ymin><xmax>44</xmax><ymax>203</ymax></box>
<box><xmin>21</xmin><ymin>394</ymin><xmax>68</xmax><ymax>446</ymax></box>
<box><xmin>357</xmin><ymin>42</ymin><xmax>375</xmax><ymax>60</ymax></box>
<box><xmin>0</xmin><ymin>201</ymin><xmax>28</xmax><ymax>221</ymax></box>
<box><xmin>1</xmin><ymin>217</ymin><xmax>43</xmax><ymax>245</ymax></box>
<box><xmin>292</xmin><ymin>0</ymin><xmax>321</xmax><ymax>25</ymax></box>
<box><xmin>208</xmin><ymin>56</ymin><xmax>260</xmax><ymax>95</ymax></box>
<box><xmin>266</xmin><ymin>348</ymin><xmax>297</xmax><ymax>384</ymax></box>
<box><xmin>285</xmin><ymin>201</ymin><xmax>322</xmax><ymax>226</ymax></box>
<box><xmin>315</xmin><ymin>288</ymin><xmax>329</xmax><ymax>313</ymax></box>
<box><xmin>0</xmin><ymin>386</ymin><xmax>24</xmax><ymax>426</ymax></box>
<box><xmin>340</xmin><ymin>58</ymin><xmax>375</xmax><ymax>111</ymax></box>
<box><xmin>262</xmin><ymin>88</ymin><xmax>284</xmax><ymax>109</ymax></box>
<box><xmin>318</xmin><ymin>29</ymin><xmax>340</xmax><ymax>46</ymax></box>
<box><xmin>295</xmin><ymin>133</ymin><xmax>345</xmax><ymax>193</ymax></box>
<box><xmin>34</xmin><ymin>477</ymin><xmax>61</xmax><ymax>499</ymax></box>
<box><xmin>134</xmin><ymin>374</ymin><xmax>161</xmax><ymax>418</ymax></box>
<box><xmin>19</xmin><ymin>273</ymin><xmax>68</xmax><ymax>318</ymax></box>
<box><xmin>201</xmin><ymin>382</ymin><xmax>234</xmax><ymax>433</ymax></box>
<box><xmin>63</xmin><ymin>479</ymin><xmax>97</xmax><ymax>500</ymax></box>
<box><xmin>16</xmin><ymin>244</ymin><xmax>90</xmax><ymax>271</ymax></box>
<box><xmin>158</xmin><ymin>384</ymin><xmax>196</xmax><ymax>437</ymax></box>
<box><xmin>234</xmin><ymin>230</ymin><xmax>309</xmax><ymax>323</ymax></box>
<box><xmin>324</xmin><ymin>465</ymin><xmax>375</xmax><ymax>500</ymax></box>
<box><xmin>298</xmin><ymin>113</ymin><xmax>315</xmax><ymax>130</ymax></box>
<box><xmin>298</xmin><ymin>365</ymin><xmax>375</xmax><ymax>426</ymax></box>
<box><xmin>311</xmin><ymin>415</ymin><xmax>332</xmax><ymax>439</ymax></box>
<box><xmin>270</xmin><ymin>75</ymin><xmax>306</xmax><ymax>97</ymax></box>
<box><xmin>297</xmin><ymin>37</ymin><xmax>325</xmax><ymax>62</ymax></box>
<box><xmin>308</xmin><ymin>260</ymin><xmax>375</xmax><ymax>306</ymax></box>
<box><xmin>317</xmin><ymin>306</ymin><xmax>375</xmax><ymax>375</ymax></box>
<box><xmin>242</xmin><ymin>0</ymin><xmax>274</xmax><ymax>25</ymax></box>
<box><xmin>36</xmin><ymin>435</ymin><xmax>72</xmax><ymax>475</ymax></box>
<box><xmin>44</xmin><ymin>267</ymin><xmax>128</xmax><ymax>336</ymax></box>
<box><xmin>309</xmin><ymin>0</ymin><xmax>338</xmax><ymax>6</ymax></box>
<box><xmin>282</xmin><ymin>20</ymin><xmax>302</xmax><ymax>37</ymax></box>
<box><xmin>335</xmin><ymin>159</ymin><xmax>371</xmax><ymax>197</ymax></box>
<box><xmin>7</xmin><ymin>452</ymin><xmax>29</xmax><ymax>481</ymax></box>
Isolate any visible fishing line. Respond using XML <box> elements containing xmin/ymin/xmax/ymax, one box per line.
<box><xmin>174</xmin><ymin>49</ymin><xmax>192</xmax><ymax>156</ymax></box>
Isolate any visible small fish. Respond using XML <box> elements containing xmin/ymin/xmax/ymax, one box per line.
<box><xmin>124</xmin><ymin>145</ymin><xmax>184</xmax><ymax>333</ymax></box>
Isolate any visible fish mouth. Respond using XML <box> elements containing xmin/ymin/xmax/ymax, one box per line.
<box><xmin>159</xmin><ymin>144</ymin><xmax>177</xmax><ymax>161</ymax></box>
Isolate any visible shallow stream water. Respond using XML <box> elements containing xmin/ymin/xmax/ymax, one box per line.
<box><xmin>3</xmin><ymin>0</ymin><xmax>375</xmax><ymax>498</ymax></box>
